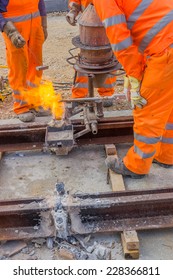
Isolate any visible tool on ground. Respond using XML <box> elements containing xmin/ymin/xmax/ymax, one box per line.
<box><xmin>36</xmin><ymin>65</ymin><xmax>49</xmax><ymax>71</ymax></box>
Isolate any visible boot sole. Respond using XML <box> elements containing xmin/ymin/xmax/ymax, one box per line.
<box><xmin>109</xmin><ymin>168</ymin><xmax>145</xmax><ymax>179</ymax></box>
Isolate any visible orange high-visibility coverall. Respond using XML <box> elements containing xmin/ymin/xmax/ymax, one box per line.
<box><xmin>93</xmin><ymin>0</ymin><xmax>173</xmax><ymax>174</ymax></box>
<box><xmin>2</xmin><ymin>0</ymin><xmax>45</xmax><ymax>114</ymax></box>
<box><xmin>69</xmin><ymin>0</ymin><xmax>116</xmax><ymax>98</ymax></box>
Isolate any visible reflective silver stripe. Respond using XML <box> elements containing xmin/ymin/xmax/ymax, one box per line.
<box><xmin>101</xmin><ymin>82</ymin><xmax>116</xmax><ymax>88</ymax></box>
<box><xmin>103</xmin><ymin>14</ymin><xmax>126</xmax><ymax>28</ymax></box>
<box><xmin>134</xmin><ymin>145</ymin><xmax>155</xmax><ymax>159</ymax></box>
<box><xmin>74</xmin><ymin>83</ymin><xmax>88</xmax><ymax>89</ymax></box>
<box><xmin>5</xmin><ymin>11</ymin><xmax>40</xmax><ymax>23</ymax></box>
<box><xmin>13</xmin><ymin>90</ymin><xmax>20</xmax><ymax>95</ymax></box>
<box><xmin>26</xmin><ymin>80</ymin><xmax>37</xmax><ymax>88</ymax></box>
<box><xmin>139</xmin><ymin>10</ymin><xmax>173</xmax><ymax>52</ymax></box>
<box><xmin>127</xmin><ymin>0</ymin><xmax>153</xmax><ymax>30</ymax></box>
<box><xmin>170</xmin><ymin>43</ymin><xmax>173</xmax><ymax>48</ymax></box>
<box><xmin>14</xmin><ymin>99</ymin><xmax>28</xmax><ymax>105</ymax></box>
<box><xmin>134</xmin><ymin>132</ymin><xmax>161</xmax><ymax>144</ymax></box>
<box><xmin>161</xmin><ymin>137</ymin><xmax>173</xmax><ymax>144</ymax></box>
<box><xmin>166</xmin><ymin>123</ymin><xmax>173</xmax><ymax>130</ymax></box>
<box><xmin>111</xmin><ymin>36</ymin><xmax>133</xmax><ymax>51</ymax></box>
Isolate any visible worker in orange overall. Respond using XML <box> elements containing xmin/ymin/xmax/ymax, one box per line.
<box><xmin>66</xmin><ymin>0</ymin><xmax>117</xmax><ymax>107</ymax></box>
<box><xmin>92</xmin><ymin>0</ymin><xmax>173</xmax><ymax>177</ymax></box>
<box><xmin>0</xmin><ymin>0</ymin><xmax>48</xmax><ymax>122</ymax></box>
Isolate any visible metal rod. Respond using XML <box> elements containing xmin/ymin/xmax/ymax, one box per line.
<box><xmin>61</xmin><ymin>97</ymin><xmax>114</xmax><ymax>103</ymax></box>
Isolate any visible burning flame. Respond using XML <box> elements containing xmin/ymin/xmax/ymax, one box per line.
<box><xmin>20</xmin><ymin>80</ymin><xmax>64</xmax><ymax>119</ymax></box>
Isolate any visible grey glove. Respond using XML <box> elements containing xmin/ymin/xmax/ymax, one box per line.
<box><xmin>66</xmin><ymin>8</ymin><xmax>79</xmax><ymax>26</ymax></box>
<box><xmin>3</xmin><ymin>21</ymin><xmax>26</xmax><ymax>48</ymax></box>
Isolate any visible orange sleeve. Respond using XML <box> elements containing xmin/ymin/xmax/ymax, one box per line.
<box><xmin>93</xmin><ymin>0</ymin><xmax>144</xmax><ymax>80</ymax></box>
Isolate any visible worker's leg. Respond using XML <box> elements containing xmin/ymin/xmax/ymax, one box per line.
<box><xmin>26</xmin><ymin>16</ymin><xmax>44</xmax><ymax>88</ymax></box>
<box><xmin>3</xmin><ymin>30</ymin><xmax>30</xmax><ymax>114</ymax></box>
<box><xmin>97</xmin><ymin>74</ymin><xmax>116</xmax><ymax>97</ymax></box>
<box><xmin>71</xmin><ymin>72</ymin><xmax>88</xmax><ymax>98</ymax></box>
<box><xmin>124</xmin><ymin>46</ymin><xmax>173</xmax><ymax>174</ymax></box>
<box><xmin>154</xmin><ymin>109</ymin><xmax>173</xmax><ymax>165</ymax></box>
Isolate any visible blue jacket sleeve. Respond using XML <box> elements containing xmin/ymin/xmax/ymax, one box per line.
<box><xmin>39</xmin><ymin>0</ymin><xmax>47</xmax><ymax>16</ymax></box>
<box><xmin>0</xmin><ymin>1</ymin><xmax>8</xmax><ymax>31</ymax></box>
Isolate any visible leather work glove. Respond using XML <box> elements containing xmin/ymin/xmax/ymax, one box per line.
<box><xmin>3</xmin><ymin>21</ymin><xmax>26</xmax><ymax>48</ymax></box>
<box><xmin>129</xmin><ymin>76</ymin><xmax>147</xmax><ymax>109</ymax></box>
<box><xmin>41</xmin><ymin>16</ymin><xmax>48</xmax><ymax>41</ymax></box>
<box><xmin>66</xmin><ymin>8</ymin><xmax>79</xmax><ymax>26</ymax></box>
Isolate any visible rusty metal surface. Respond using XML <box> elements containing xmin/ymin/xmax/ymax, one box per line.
<box><xmin>0</xmin><ymin>122</ymin><xmax>46</xmax><ymax>152</ymax></box>
<box><xmin>78</xmin><ymin>4</ymin><xmax>109</xmax><ymax>46</ymax></box>
<box><xmin>0</xmin><ymin>116</ymin><xmax>134</xmax><ymax>152</ymax></box>
<box><xmin>62</xmin><ymin>188</ymin><xmax>173</xmax><ymax>235</ymax></box>
<box><xmin>71</xmin><ymin>4</ymin><xmax>117</xmax><ymax>70</ymax></box>
<box><xmin>0</xmin><ymin>198</ymin><xmax>55</xmax><ymax>241</ymax></box>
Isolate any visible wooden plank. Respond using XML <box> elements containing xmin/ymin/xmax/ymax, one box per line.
<box><xmin>121</xmin><ymin>233</ymin><xmax>139</xmax><ymax>259</ymax></box>
<box><xmin>123</xmin><ymin>230</ymin><xmax>139</xmax><ymax>250</ymax></box>
<box><xmin>105</xmin><ymin>144</ymin><xmax>117</xmax><ymax>156</ymax></box>
<box><xmin>105</xmin><ymin>144</ymin><xmax>125</xmax><ymax>192</ymax></box>
<box><xmin>105</xmin><ymin>144</ymin><xmax>140</xmax><ymax>259</ymax></box>
<box><xmin>0</xmin><ymin>240</ymin><xmax>27</xmax><ymax>258</ymax></box>
<box><xmin>0</xmin><ymin>152</ymin><xmax>3</xmax><ymax>160</ymax></box>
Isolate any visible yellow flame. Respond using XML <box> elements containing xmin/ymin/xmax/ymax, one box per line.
<box><xmin>20</xmin><ymin>81</ymin><xmax>64</xmax><ymax>119</ymax></box>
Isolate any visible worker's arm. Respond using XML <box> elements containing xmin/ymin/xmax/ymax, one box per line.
<box><xmin>69</xmin><ymin>0</ymin><xmax>82</xmax><ymax>11</ymax></box>
<box><xmin>39</xmin><ymin>0</ymin><xmax>47</xmax><ymax>16</ymax></box>
<box><xmin>39</xmin><ymin>0</ymin><xmax>48</xmax><ymax>40</ymax></box>
<box><xmin>0</xmin><ymin>14</ymin><xmax>7</xmax><ymax>32</ymax></box>
<box><xmin>0</xmin><ymin>2</ymin><xmax>25</xmax><ymax>48</ymax></box>
<box><xmin>0</xmin><ymin>2</ymin><xmax>8</xmax><ymax>32</ymax></box>
<box><xmin>93</xmin><ymin>0</ymin><xmax>144</xmax><ymax>81</ymax></box>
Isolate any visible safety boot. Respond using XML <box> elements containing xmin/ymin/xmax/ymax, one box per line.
<box><xmin>153</xmin><ymin>159</ymin><xmax>173</xmax><ymax>169</ymax></box>
<box><xmin>17</xmin><ymin>111</ymin><xmax>35</xmax><ymax>122</ymax></box>
<box><xmin>105</xmin><ymin>156</ymin><xmax>146</xmax><ymax>179</ymax></box>
<box><xmin>33</xmin><ymin>107</ymin><xmax>51</xmax><ymax>117</ymax></box>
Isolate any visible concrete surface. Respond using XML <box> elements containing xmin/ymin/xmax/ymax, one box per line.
<box><xmin>1</xmin><ymin>113</ymin><xmax>173</xmax><ymax>260</ymax></box>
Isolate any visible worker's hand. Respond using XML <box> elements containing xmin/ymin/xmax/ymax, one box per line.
<box><xmin>129</xmin><ymin>76</ymin><xmax>147</xmax><ymax>109</ymax></box>
<box><xmin>42</xmin><ymin>27</ymin><xmax>48</xmax><ymax>40</ymax></box>
<box><xmin>41</xmin><ymin>16</ymin><xmax>48</xmax><ymax>41</ymax></box>
<box><xmin>130</xmin><ymin>91</ymin><xmax>147</xmax><ymax>109</ymax></box>
<box><xmin>66</xmin><ymin>8</ymin><xmax>79</xmax><ymax>26</ymax></box>
<box><xmin>123</xmin><ymin>75</ymin><xmax>130</xmax><ymax>101</ymax></box>
<box><xmin>3</xmin><ymin>21</ymin><xmax>25</xmax><ymax>48</ymax></box>
<box><xmin>10</xmin><ymin>32</ymin><xmax>26</xmax><ymax>48</ymax></box>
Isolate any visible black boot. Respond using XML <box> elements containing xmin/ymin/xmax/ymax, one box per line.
<box><xmin>105</xmin><ymin>156</ymin><xmax>146</xmax><ymax>179</ymax></box>
<box><xmin>153</xmin><ymin>159</ymin><xmax>173</xmax><ymax>169</ymax></box>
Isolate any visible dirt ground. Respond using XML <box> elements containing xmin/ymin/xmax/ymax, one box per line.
<box><xmin>1</xmin><ymin>14</ymin><xmax>173</xmax><ymax>261</ymax></box>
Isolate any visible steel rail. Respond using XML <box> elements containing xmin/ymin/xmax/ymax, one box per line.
<box><xmin>0</xmin><ymin>116</ymin><xmax>134</xmax><ymax>152</ymax></box>
<box><xmin>0</xmin><ymin>198</ymin><xmax>55</xmax><ymax>241</ymax></box>
<box><xmin>62</xmin><ymin>188</ymin><xmax>173</xmax><ymax>234</ymax></box>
